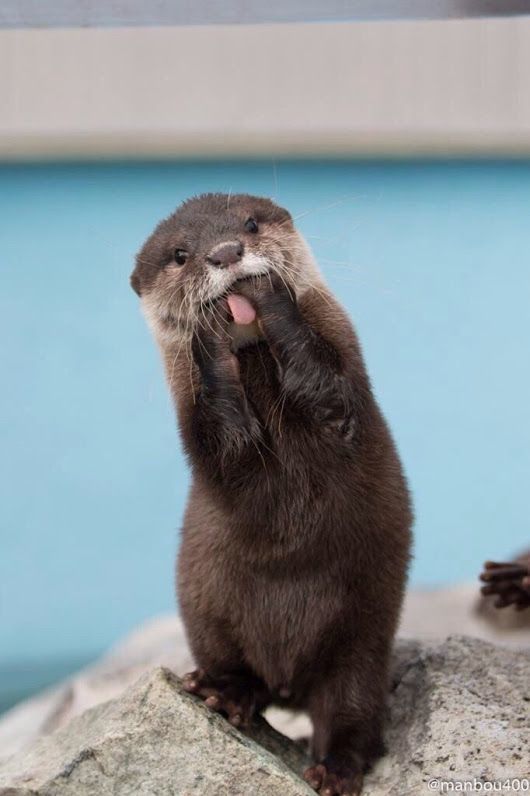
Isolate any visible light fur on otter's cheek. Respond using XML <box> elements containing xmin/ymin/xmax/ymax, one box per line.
<box><xmin>140</xmin><ymin>272</ymin><xmax>191</xmax><ymax>347</ymax></box>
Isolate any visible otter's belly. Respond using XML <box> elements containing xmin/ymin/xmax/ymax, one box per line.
<box><xmin>234</xmin><ymin>569</ymin><xmax>345</xmax><ymax>693</ymax></box>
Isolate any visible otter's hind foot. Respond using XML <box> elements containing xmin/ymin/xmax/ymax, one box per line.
<box><xmin>303</xmin><ymin>757</ymin><xmax>364</xmax><ymax>796</ymax></box>
<box><xmin>182</xmin><ymin>669</ymin><xmax>270</xmax><ymax>728</ymax></box>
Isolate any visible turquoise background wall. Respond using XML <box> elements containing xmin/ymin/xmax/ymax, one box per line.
<box><xmin>1</xmin><ymin>160</ymin><xmax>529</xmax><ymax>709</ymax></box>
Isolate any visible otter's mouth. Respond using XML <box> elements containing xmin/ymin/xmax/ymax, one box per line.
<box><xmin>207</xmin><ymin>272</ymin><xmax>266</xmax><ymax>326</ymax></box>
<box><xmin>226</xmin><ymin>275</ymin><xmax>261</xmax><ymax>325</ymax></box>
<box><xmin>227</xmin><ymin>274</ymin><xmax>257</xmax><ymax>290</ymax></box>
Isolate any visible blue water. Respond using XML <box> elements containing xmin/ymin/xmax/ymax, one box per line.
<box><xmin>1</xmin><ymin>160</ymin><xmax>529</xmax><ymax>690</ymax></box>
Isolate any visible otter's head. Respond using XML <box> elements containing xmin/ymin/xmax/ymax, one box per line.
<box><xmin>130</xmin><ymin>193</ymin><xmax>320</xmax><ymax>344</ymax></box>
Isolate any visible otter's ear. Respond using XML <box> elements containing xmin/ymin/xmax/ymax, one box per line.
<box><xmin>278</xmin><ymin>206</ymin><xmax>293</xmax><ymax>225</ymax></box>
<box><xmin>270</xmin><ymin>201</ymin><xmax>292</xmax><ymax>226</ymax></box>
<box><xmin>130</xmin><ymin>270</ymin><xmax>142</xmax><ymax>296</ymax></box>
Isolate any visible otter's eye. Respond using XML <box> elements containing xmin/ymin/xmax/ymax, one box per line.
<box><xmin>244</xmin><ymin>217</ymin><xmax>259</xmax><ymax>234</ymax></box>
<box><xmin>174</xmin><ymin>248</ymin><xmax>188</xmax><ymax>266</ymax></box>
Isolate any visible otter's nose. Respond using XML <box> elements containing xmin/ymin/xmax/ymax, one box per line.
<box><xmin>206</xmin><ymin>241</ymin><xmax>243</xmax><ymax>269</ymax></box>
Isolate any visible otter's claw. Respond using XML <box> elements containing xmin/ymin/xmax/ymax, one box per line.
<box><xmin>182</xmin><ymin>669</ymin><xmax>269</xmax><ymax>728</ymax></box>
<box><xmin>303</xmin><ymin>760</ymin><xmax>364</xmax><ymax>796</ymax></box>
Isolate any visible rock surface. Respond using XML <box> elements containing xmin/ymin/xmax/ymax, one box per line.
<box><xmin>0</xmin><ymin>667</ymin><xmax>312</xmax><ymax>796</ymax></box>
<box><xmin>0</xmin><ymin>636</ymin><xmax>528</xmax><ymax>796</ymax></box>
<box><xmin>374</xmin><ymin>636</ymin><xmax>529</xmax><ymax>794</ymax></box>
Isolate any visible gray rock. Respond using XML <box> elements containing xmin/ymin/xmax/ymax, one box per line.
<box><xmin>0</xmin><ymin>636</ymin><xmax>528</xmax><ymax>796</ymax></box>
<box><xmin>0</xmin><ymin>667</ymin><xmax>312</xmax><ymax>796</ymax></box>
<box><xmin>366</xmin><ymin>635</ymin><xmax>530</xmax><ymax>795</ymax></box>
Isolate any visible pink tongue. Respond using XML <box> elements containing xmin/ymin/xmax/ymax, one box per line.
<box><xmin>227</xmin><ymin>294</ymin><xmax>256</xmax><ymax>325</ymax></box>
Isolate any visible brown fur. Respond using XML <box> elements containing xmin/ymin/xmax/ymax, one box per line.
<box><xmin>478</xmin><ymin>549</ymin><xmax>530</xmax><ymax>619</ymax></box>
<box><xmin>131</xmin><ymin>194</ymin><xmax>413</xmax><ymax>795</ymax></box>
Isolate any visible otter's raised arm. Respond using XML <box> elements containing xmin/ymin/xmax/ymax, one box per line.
<box><xmin>188</xmin><ymin>300</ymin><xmax>265</xmax><ymax>486</ymax></box>
<box><xmin>236</xmin><ymin>275</ymin><xmax>360</xmax><ymax>439</ymax></box>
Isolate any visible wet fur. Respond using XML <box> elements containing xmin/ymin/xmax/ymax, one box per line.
<box><xmin>132</xmin><ymin>194</ymin><xmax>413</xmax><ymax>793</ymax></box>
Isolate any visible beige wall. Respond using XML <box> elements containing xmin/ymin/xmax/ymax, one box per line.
<box><xmin>1</xmin><ymin>16</ymin><xmax>530</xmax><ymax>158</ymax></box>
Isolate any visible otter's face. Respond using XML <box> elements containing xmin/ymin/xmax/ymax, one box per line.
<box><xmin>131</xmin><ymin>193</ymin><xmax>320</xmax><ymax>343</ymax></box>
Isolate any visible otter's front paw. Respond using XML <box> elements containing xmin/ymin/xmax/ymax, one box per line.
<box><xmin>182</xmin><ymin>669</ymin><xmax>270</xmax><ymax>729</ymax></box>
<box><xmin>234</xmin><ymin>272</ymin><xmax>298</xmax><ymax>327</ymax></box>
<box><xmin>191</xmin><ymin>300</ymin><xmax>240</xmax><ymax>386</ymax></box>
<box><xmin>303</xmin><ymin>758</ymin><xmax>364</xmax><ymax>796</ymax></box>
<box><xmin>480</xmin><ymin>560</ymin><xmax>530</xmax><ymax>609</ymax></box>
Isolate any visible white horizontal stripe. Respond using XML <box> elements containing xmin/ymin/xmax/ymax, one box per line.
<box><xmin>1</xmin><ymin>18</ymin><xmax>530</xmax><ymax>157</ymax></box>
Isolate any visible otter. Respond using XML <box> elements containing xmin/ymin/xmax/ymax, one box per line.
<box><xmin>131</xmin><ymin>193</ymin><xmax>412</xmax><ymax>796</ymax></box>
